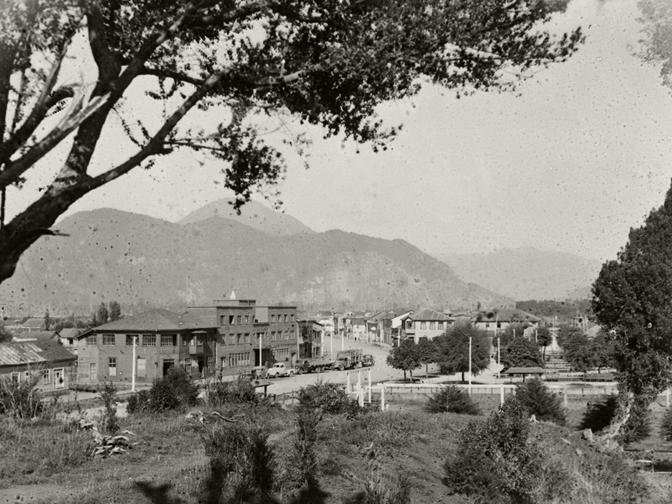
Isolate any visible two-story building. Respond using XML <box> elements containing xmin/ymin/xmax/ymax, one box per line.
<box><xmin>472</xmin><ymin>308</ymin><xmax>540</xmax><ymax>333</ymax></box>
<box><xmin>75</xmin><ymin>298</ymin><xmax>297</xmax><ymax>384</ymax></box>
<box><xmin>0</xmin><ymin>339</ymin><xmax>76</xmax><ymax>391</ymax></box>
<box><xmin>404</xmin><ymin>308</ymin><xmax>454</xmax><ymax>343</ymax></box>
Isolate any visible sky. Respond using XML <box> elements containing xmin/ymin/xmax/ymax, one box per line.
<box><xmin>7</xmin><ymin>0</ymin><xmax>672</xmax><ymax>263</ymax></box>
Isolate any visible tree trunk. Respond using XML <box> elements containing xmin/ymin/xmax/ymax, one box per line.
<box><xmin>461</xmin><ymin>371</ymin><xmax>465</xmax><ymax>383</ymax></box>
<box><xmin>403</xmin><ymin>370</ymin><xmax>406</xmax><ymax>382</ymax></box>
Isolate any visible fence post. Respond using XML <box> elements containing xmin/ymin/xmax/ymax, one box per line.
<box><xmin>358</xmin><ymin>387</ymin><xmax>364</xmax><ymax>407</ymax></box>
<box><xmin>380</xmin><ymin>384</ymin><xmax>385</xmax><ymax>411</ymax></box>
<box><xmin>367</xmin><ymin>368</ymin><xmax>372</xmax><ymax>404</ymax></box>
<box><xmin>500</xmin><ymin>383</ymin><xmax>504</xmax><ymax>406</ymax></box>
<box><xmin>357</xmin><ymin>370</ymin><xmax>362</xmax><ymax>394</ymax></box>
<box><xmin>346</xmin><ymin>372</ymin><xmax>351</xmax><ymax>393</ymax></box>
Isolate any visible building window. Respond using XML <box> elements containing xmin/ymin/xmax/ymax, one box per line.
<box><xmin>284</xmin><ymin>314</ymin><xmax>288</xmax><ymax>322</ymax></box>
<box><xmin>196</xmin><ymin>335</ymin><xmax>203</xmax><ymax>347</ymax></box>
<box><xmin>11</xmin><ymin>372</ymin><xmax>19</xmax><ymax>383</ymax></box>
<box><xmin>430</xmin><ymin>322</ymin><xmax>436</xmax><ymax>330</ymax></box>
<box><xmin>229</xmin><ymin>315</ymin><xmax>235</xmax><ymax>325</ymax></box>
<box><xmin>126</xmin><ymin>334</ymin><xmax>138</xmax><ymax>346</ymax></box>
<box><xmin>244</xmin><ymin>333</ymin><xmax>250</xmax><ymax>344</ymax></box>
<box><xmin>497</xmin><ymin>322</ymin><xmax>502</xmax><ymax>329</ymax></box>
<box><xmin>237</xmin><ymin>315</ymin><xmax>242</xmax><ymax>324</ymax></box>
<box><xmin>142</xmin><ymin>334</ymin><xmax>156</xmax><ymax>346</ymax></box>
<box><xmin>420</xmin><ymin>322</ymin><xmax>427</xmax><ymax>330</ymax></box>
<box><xmin>161</xmin><ymin>334</ymin><xmax>177</xmax><ymax>346</ymax></box>
<box><xmin>207</xmin><ymin>356</ymin><xmax>214</xmax><ymax>371</ymax></box>
<box><xmin>237</xmin><ymin>333</ymin><xmax>242</xmax><ymax>345</ymax></box>
<box><xmin>220</xmin><ymin>315</ymin><xmax>225</xmax><ymax>325</ymax></box>
<box><xmin>103</xmin><ymin>334</ymin><xmax>116</xmax><ymax>345</ymax></box>
<box><xmin>41</xmin><ymin>369</ymin><xmax>51</xmax><ymax>386</ymax></box>
<box><xmin>89</xmin><ymin>362</ymin><xmax>97</xmax><ymax>380</ymax></box>
<box><xmin>221</xmin><ymin>356</ymin><xmax>227</xmax><ymax>368</ymax></box>
<box><xmin>228</xmin><ymin>352</ymin><xmax>251</xmax><ymax>367</ymax></box>
<box><xmin>243</xmin><ymin>315</ymin><xmax>249</xmax><ymax>324</ymax></box>
<box><xmin>485</xmin><ymin>323</ymin><xmax>490</xmax><ymax>329</ymax></box>
<box><xmin>438</xmin><ymin>322</ymin><xmax>444</xmax><ymax>330</ymax></box>
<box><xmin>86</xmin><ymin>334</ymin><xmax>97</xmax><ymax>345</ymax></box>
<box><xmin>108</xmin><ymin>357</ymin><xmax>117</xmax><ymax>377</ymax></box>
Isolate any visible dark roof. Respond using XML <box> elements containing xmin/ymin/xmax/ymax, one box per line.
<box><xmin>0</xmin><ymin>341</ymin><xmax>75</xmax><ymax>367</ymax></box>
<box><xmin>476</xmin><ymin>308</ymin><xmax>540</xmax><ymax>324</ymax></box>
<box><xmin>502</xmin><ymin>367</ymin><xmax>546</xmax><ymax>375</ymax></box>
<box><xmin>410</xmin><ymin>308</ymin><xmax>452</xmax><ymax>322</ymax></box>
<box><xmin>88</xmin><ymin>309</ymin><xmax>181</xmax><ymax>333</ymax></box>
<box><xmin>12</xmin><ymin>330</ymin><xmax>58</xmax><ymax>343</ymax></box>
<box><xmin>179</xmin><ymin>307</ymin><xmax>218</xmax><ymax>329</ymax></box>
<box><xmin>57</xmin><ymin>328</ymin><xmax>83</xmax><ymax>339</ymax></box>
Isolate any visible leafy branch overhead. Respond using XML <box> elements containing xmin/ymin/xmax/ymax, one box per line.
<box><xmin>0</xmin><ymin>0</ymin><xmax>583</xmax><ymax>284</ymax></box>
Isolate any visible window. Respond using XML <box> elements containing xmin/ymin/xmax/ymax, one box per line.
<box><xmin>161</xmin><ymin>334</ymin><xmax>176</xmax><ymax>346</ymax></box>
<box><xmin>228</xmin><ymin>352</ymin><xmax>251</xmax><ymax>367</ymax></box>
<box><xmin>40</xmin><ymin>369</ymin><xmax>51</xmax><ymax>386</ymax></box>
<box><xmin>430</xmin><ymin>322</ymin><xmax>436</xmax><ymax>330</ymax></box>
<box><xmin>485</xmin><ymin>323</ymin><xmax>490</xmax><ymax>329</ymax></box>
<box><xmin>497</xmin><ymin>322</ymin><xmax>502</xmax><ymax>329</ymax></box>
<box><xmin>420</xmin><ymin>322</ymin><xmax>427</xmax><ymax>330</ymax></box>
<box><xmin>244</xmin><ymin>333</ymin><xmax>250</xmax><ymax>344</ymax></box>
<box><xmin>207</xmin><ymin>356</ymin><xmax>214</xmax><ymax>371</ymax></box>
<box><xmin>243</xmin><ymin>315</ymin><xmax>249</xmax><ymax>324</ymax></box>
<box><xmin>142</xmin><ymin>334</ymin><xmax>156</xmax><ymax>346</ymax></box>
<box><xmin>108</xmin><ymin>357</ymin><xmax>117</xmax><ymax>377</ymax></box>
<box><xmin>229</xmin><ymin>315</ymin><xmax>235</xmax><ymax>325</ymax></box>
<box><xmin>89</xmin><ymin>362</ymin><xmax>97</xmax><ymax>380</ymax></box>
<box><xmin>237</xmin><ymin>315</ymin><xmax>242</xmax><ymax>324</ymax></box>
<box><xmin>86</xmin><ymin>334</ymin><xmax>97</xmax><ymax>345</ymax></box>
<box><xmin>236</xmin><ymin>333</ymin><xmax>242</xmax><ymax>345</ymax></box>
<box><xmin>271</xmin><ymin>314</ymin><xmax>276</xmax><ymax>323</ymax></box>
<box><xmin>221</xmin><ymin>357</ymin><xmax>227</xmax><ymax>368</ymax></box>
<box><xmin>10</xmin><ymin>372</ymin><xmax>19</xmax><ymax>383</ymax></box>
<box><xmin>103</xmin><ymin>334</ymin><xmax>116</xmax><ymax>345</ymax></box>
<box><xmin>126</xmin><ymin>334</ymin><xmax>138</xmax><ymax>346</ymax></box>
<box><xmin>438</xmin><ymin>322</ymin><xmax>444</xmax><ymax>330</ymax></box>
<box><xmin>196</xmin><ymin>335</ymin><xmax>203</xmax><ymax>346</ymax></box>
<box><xmin>220</xmin><ymin>315</ymin><xmax>225</xmax><ymax>325</ymax></box>
<box><xmin>284</xmin><ymin>314</ymin><xmax>288</xmax><ymax>322</ymax></box>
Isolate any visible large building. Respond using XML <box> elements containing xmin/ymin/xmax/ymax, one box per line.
<box><xmin>0</xmin><ymin>338</ymin><xmax>77</xmax><ymax>391</ymax></box>
<box><xmin>75</xmin><ymin>298</ymin><xmax>297</xmax><ymax>384</ymax></box>
<box><xmin>403</xmin><ymin>308</ymin><xmax>454</xmax><ymax>343</ymax></box>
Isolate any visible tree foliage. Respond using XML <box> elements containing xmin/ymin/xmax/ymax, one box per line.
<box><xmin>593</xmin><ymin>181</ymin><xmax>672</xmax><ymax>396</ymax></box>
<box><xmin>515</xmin><ymin>378</ymin><xmax>565</xmax><ymax>425</ymax></box>
<box><xmin>0</xmin><ymin>0</ymin><xmax>582</xmax><ymax>285</ymax></box>
<box><xmin>501</xmin><ymin>337</ymin><xmax>542</xmax><ymax>369</ymax></box>
<box><xmin>109</xmin><ymin>301</ymin><xmax>122</xmax><ymax>321</ymax></box>
<box><xmin>434</xmin><ymin>325</ymin><xmax>490</xmax><ymax>382</ymax></box>
<box><xmin>96</xmin><ymin>302</ymin><xmax>109</xmax><ymax>325</ymax></box>
<box><xmin>426</xmin><ymin>385</ymin><xmax>480</xmax><ymax>415</ymax></box>
<box><xmin>416</xmin><ymin>337</ymin><xmax>438</xmax><ymax>375</ymax></box>
<box><xmin>558</xmin><ymin>328</ymin><xmax>593</xmax><ymax>372</ymax></box>
<box><xmin>386</xmin><ymin>339</ymin><xmax>421</xmax><ymax>382</ymax></box>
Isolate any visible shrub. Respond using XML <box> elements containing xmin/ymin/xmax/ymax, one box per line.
<box><xmin>298</xmin><ymin>381</ymin><xmax>359</xmax><ymax>415</ymax></box>
<box><xmin>515</xmin><ymin>378</ymin><xmax>565</xmax><ymax>425</ymax></box>
<box><xmin>127</xmin><ymin>368</ymin><xmax>199</xmax><ymax>414</ymax></box>
<box><xmin>579</xmin><ymin>396</ymin><xmax>617</xmax><ymax>433</ymax></box>
<box><xmin>206</xmin><ymin>375</ymin><xmax>257</xmax><ymax>407</ymax></box>
<box><xmin>443</xmin><ymin>397</ymin><xmax>544</xmax><ymax>504</ymax></box>
<box><xmin>619</xmin><ymin>396</ymin><xmax>651</xmax><ymax>444</ymax></box>
<box><xmin>0</xmin><ymin>376</ymin><xmax>44</xmax><ymax>419</ymax></box>
<box><xmin>426</xmin><ymin>386</ymin><xmax>480</xmax><ymax>415</ymax></box>
<box><xmin>99</xmin><ymin>381</ymin><xmax>119</xmax><ymax>434</ymax></box>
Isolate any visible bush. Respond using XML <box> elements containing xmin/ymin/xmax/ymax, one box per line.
<box><xmin>298</xmin><ymin>381</ymin><xmax>359</xmax><ymax>416</ymax></box>
<box><xmin>0</xmin><ymin>376</ymin><xmax>44</xmax><ymax>419</ymax></box>
<box><xmin>443</xmin><ymin>398</ymin><xmax>545</xmax><ymax>504</ymax></box>
<box><xmin>515</xmin><ymin>379</ymin><xmax>565</xmax><ymax>425</ymax></box>
<box><xmin>619</xmin><ymin>396</ymin><xmax>651</xmax><ymax>444</ymax></box>
<box><xmin>206</xmin><ymin>376</ymin><xmax>257</xmax><ymax>407</ymax></box>
<box><xmin>127</xmin><ymin>368</ymin><xmax>199</xmax><ymax>414</ymax></box>
<box><xmin>426</xmin><ymin>386</ymin><xmax>480</xmax><ymax>415</ymax></box>
<box><xmin>99</xmin><ymin>381</ymin><xmax>119</xmax><ymax>434</ymax></box>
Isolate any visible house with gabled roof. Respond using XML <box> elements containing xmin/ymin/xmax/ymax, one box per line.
<box><xmin>472</xmin><ymin>308</ymin><xmax>540</xmax><ymax>333</ymax></box>
<box><xmin>404</xmin><ymin>308</ymin><xmax>454</xmax><ymax>343</ymax></box>
<box><xmin>0</xmin><ymin>340</ymin><xmax>76</xmax><ymax>391</ymax></box>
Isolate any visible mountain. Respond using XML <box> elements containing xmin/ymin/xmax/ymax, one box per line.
<box><xmin>436</xmin><ymin>247</ymin><xmax>601</xmax><ymax>301</ymax></box>
<box><xmin>0</xmin><ymin>208</ymin><xmax>511</xmax><ymax>314</ymax></box>
<box><xmin>178</xmin><ymin>198</ymin><xmax>314</xmax><ymax>236</ymax></box>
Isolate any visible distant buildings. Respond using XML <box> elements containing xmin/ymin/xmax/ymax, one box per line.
<box><xmin>403</xmin><ymin>308</ymin><xmax>454</xmax><ymax>343</ymax></box>
<box><xmin>0</xmin><ymin>338</ymin><xmax>76</xmax><ymax>390</ymax></box>
<box><xmin>76</xmin><ymin>296</ymin><xmax>297</xmax><ymax>384</ymax></box>
<box><xmin>472</xmin><ymin>308</ymin><xmax>540</xmax><ymax>333</ymax></box>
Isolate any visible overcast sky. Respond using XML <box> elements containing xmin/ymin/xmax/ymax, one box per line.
<box><xmin>8</xmin><ymin>0</ymin><xmax>672</xmax><ymax>263</ymax></box>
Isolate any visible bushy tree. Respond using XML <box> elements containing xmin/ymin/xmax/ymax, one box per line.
<box><xmin>0</xmin><ymin>1</ymin><xmax>582</xmax><ymax>286</ymax></box>
<box><xmin>558</xmin><ymin>328</ymin><xmax>593</xmax><ymax>372</ymax></box>
<box><xmin>434</xmin><ymin>325</ymin><xmax>490</xmax><ymax>383</ymax></box>
<box><xmin>0</xmin><ymin>325</ymin><xmax>12</xmax><ymax>342</ymax></box>
<box><xmin>96</xmin><ymin>302</ymin><xmax>109</xmax><ymax>325</ymax></box>
<box><xmin>416</xmin><ymin>338</ymin><xmax>438</xmax><ymax>376</ymax></box>
<box><xmin>593</xmin><ymin>182</ymin><xmax>672</xmax><ymax>402</ymax></box>
<box><xmin>515</xmin><ymin>378</ymin><xmax>565</xmax><ymax>425</ymax></box>
<box><xmin>499</xmin><ymin>323</ymin><xmax>530</xmax><ymax>348</ymax></box>
<box><xmin>535</xmin><ymin>327</ymin><xmax>552</xmax><ymax>359</ymax></box>
<box><xmin>386</xmin><ymin>339</ymin><xmax>421</xmax><ymax>382</ymax></box>
<box><xmin>426</xmin><ymin>386</ymin><xmax>480</xmax><ymax>415</ymax></box>
<box><xmin>589</xmin><ymin>330</ymin><xmax>616</xmax><ymax>373</ymax></box>
<box><xmin>501</xmin><ymin>337</ymin><xmax>542</xmax><ymax>369</ymax></box>
<box><xmin>443</xmin><ymin>398</ymin><xmax>544</xmax><ymax>504</ymax></box>
<box><xmin>109</xmin><ymin>301</ymin><xmax>122</xmax><ymax>322</ymax></box>
<box><xmin>660</xmin><ymin>406</ymin><xmax>672</xmax><ymax>441</ymax></box>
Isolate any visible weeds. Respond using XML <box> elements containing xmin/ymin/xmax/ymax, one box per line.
<box><xmin>0</xmin><ymin>376</ymin><xmax>44</xmax><ymax>419</ymax></box>
<box><xmin>206</xmin><ymin>375</ymin><xmax>258</xmax><ymax>406</ymax></box>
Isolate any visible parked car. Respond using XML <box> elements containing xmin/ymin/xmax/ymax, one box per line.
<box><xmin>362</xmin><ymin>354</ymin><xmax>375</xmax><ymax>367</ymax></box>
<box><xmin>266</xmin><ymin>362</ymin><xmax>295</xmax><ymax>378</ymax></box>
<box><xmin>250</xmin><ymin>365</ymin><xmax>268</xmax><ymax>379</ymax></box>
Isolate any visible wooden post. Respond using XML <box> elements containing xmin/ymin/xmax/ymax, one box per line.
<box><xmin>367</xmin><ymin>368</ymin><xmax>372</xmax><ymax>404</ymax></box>
<box><xmin>357</xmin><ymin>370</ymin><xmax>362</xmax><ymax>393</ymax></box>
<box><xmin>468</xmin><ymin>336</ymin><xmax>472</xmax><ymax>396</ymax></box>
<box><xmin>380</xmin><ymin>383</ymin><xmax>385</xmax><ymax>411</ymax></box>
<box><xmin>346</xmin><ymin>372</ymin><xmax>351</xmax><ymax>393</ymax></box>
<box><xmin>500</xmin><ymin>383</ymin><xmax>504</xmax><ymax>406</ymax></box>
<box><xmin>358</xmin><ymin>386</ymin><xmax>364</xmax><ymax>407</ymax></box>
<box><xmin>131</xmin><ymin>335</ymin><xmax>137</xmax><ymax>392</ymax></box>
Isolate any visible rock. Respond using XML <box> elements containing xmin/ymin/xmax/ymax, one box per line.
<box><xmin>581</xmin><ymin>429</ymin><xmax>594</xmax><ymax>442</ymax></box>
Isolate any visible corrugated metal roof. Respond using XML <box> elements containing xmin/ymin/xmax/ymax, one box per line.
<box><xmin>0</xmin><ymin>342</ymin><xmax>47</xmax><ymax>366</ymax></box>
<box><xmin>411</xmin><ymin>308</ymin><xmax>452</xmax><ymax>321</ymax></box>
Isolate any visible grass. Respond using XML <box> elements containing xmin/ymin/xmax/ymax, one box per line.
<box><xmin>2</xmin><ymin>397</ymin><xmax>672</xmax><ymax>504</ymax></box>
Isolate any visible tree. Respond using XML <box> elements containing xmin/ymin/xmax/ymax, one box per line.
<box><xmin>501</xmin><ymin>337</ymin><xmax>542</xmax><ymax>369</ymax></box>
<box><xmin>589</xmin><ymin>330</ymin><xmax>616</xmax><ymax>374</ymax></box>
<box><xmin>386</xmin><ymin>338</ymin><xmax>420</xmax><ymax>382</ymax></box>
<box><xmin>43</xmin><ymin>309</ymin><xmax>51</xmax><ymax>331</ymax></box>
<box><xmin>109</xmin><ymin>301</ymin><xmax>121</xmax><ymax>321</ymax></box>
<box><xmin>96</xmin><ymin>302</ymin><xmax>109</xmax><ymax>325</ymax></box>
<box><xmin>536</xmin><ymin>327</ymin><xmax>552</xmax><ymax>359</ymax></box>
<box><xmin>0</xmin><ymin>1</ymin><xmax>583</xmax><ymax>286</ymax></box>
<box><xmin>0</xmin><ymin>325</ymin><xmax>12</xmax><ymax>343</ymax></box>
<box><xmin>498</xmin><ymin>323</ymin><xmax>530</xmax><ymax>348</ymax></box>
<box><xmin>558</xmin><ymin>328</ymin><xmax>593</xmax><ymax>372</ymax></box>
<box><xmin>593</xmin><ymin>181</ymin><xmax>672</xmax><ymax>398</ymax></box>
<box><xmin>434</xmin><ymin>325</ymin><xmax>490</xmax><ymax>383</ymax></box>
<box><xmin>416</xmin><ymin>338</ymin><xmax>438</xmax><ymax>377</ymax></box>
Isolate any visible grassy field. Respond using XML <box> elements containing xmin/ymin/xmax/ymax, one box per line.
<box><xmin>2</xmin><ymin>394</ymin><xmax>672</xmax><ymax>503</ymax></box>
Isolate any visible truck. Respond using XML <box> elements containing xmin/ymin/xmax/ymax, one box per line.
<box><xmin>298</xmin><ymin>356</ymin><xmax>334</xmax><ymax>374</ymax></box>
<box><xmin>266</xmin><ymin>362</ymin><xmax>296</xmax><ymax>378</ymax></box>
<box><xmin>332</xmin><ymin>349</ymin><xmax>364</xmax><ymax>371</ymax></box>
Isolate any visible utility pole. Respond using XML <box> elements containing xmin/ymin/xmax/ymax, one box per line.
<box><xmin>468</xmin><ymin>335</ymin><xmax>472</xmax><ymax>395</ymax></box>
<box><xmin>259</xmin><ymin>331</ymin><xmax>263</xmax><ymax>367</ymax></box>
<box><xmin>131</xmin><ymin>335</ymin><xmax>137</xmax><ymax>392</ymax></box>
<box><xmin>497</xmin><ymin>333</ymin><xmax>501</xmax><ymax>380</ymax></box>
